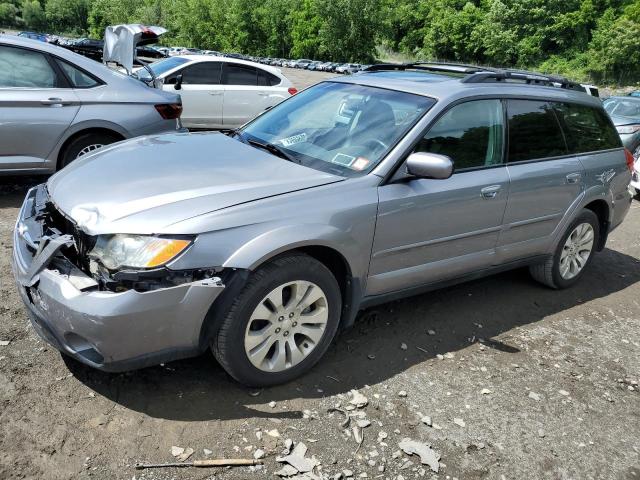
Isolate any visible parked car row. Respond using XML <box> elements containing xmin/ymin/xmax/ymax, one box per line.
<box><xmin>250</xmin><ymin>57</ymin><xmax>369</xmax><ymax>74</ymax></box>
<box><xmin>169</xmin><ymin>54</ymin><xmax>370</xmax><ymax>74</ymax></box>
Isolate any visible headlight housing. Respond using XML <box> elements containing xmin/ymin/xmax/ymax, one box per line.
<box><xmin>89</xmin><ymin>234</ymin><xmax>193</xmax><ymax>270</ymax></box>
<box><xmin>615</xmin><ymin>125</ymin><xmax>640</xmax><ymax>135</ymax></box>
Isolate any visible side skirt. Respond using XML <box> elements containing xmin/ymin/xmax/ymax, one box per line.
<box><xmin>358</xmin><ymin>255</ymin><xmax>550</xmax><ymax>310</ymax></box>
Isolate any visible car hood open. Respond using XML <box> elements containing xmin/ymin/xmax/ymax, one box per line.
<box><xmin>47</xmin><ymin>132</ymin><xmax>343</xmax><ymax>235</ymax></box>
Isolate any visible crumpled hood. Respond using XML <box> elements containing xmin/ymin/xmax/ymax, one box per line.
<box><xmin>47</xmin><ymin>132</ymin><xmax>343</xmax><ymax>235</ymax></box>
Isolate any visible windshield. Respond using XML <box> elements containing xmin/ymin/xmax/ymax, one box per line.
<box><xmin>604</xmin><ymin>97</ymin><xmax>640</xmax><ymax>119</ymax></box>
<box><xmin>135</xmin><ymin>56</ymin><xmax>189</xmax><ymax>80</ymax></box>
<box><xmin>241</xmin><ymin>82</ymin><xmax>435</xmax><ymax>177</ymax></box>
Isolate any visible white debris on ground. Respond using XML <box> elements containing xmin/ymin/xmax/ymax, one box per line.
<box><xmin>275</xmin><ymin>441</ymin><xmax>321</xmax><ymax>478</ymax></box>
<box><xmin>170</xmin><ymin>446</ymin><xmax>194</xmax><ymax>462</ymax></box>
<box><xmin>349</xmin><ymin>389</ymin><xmax>368</xmax><ymax>408</ymax></box>
<box><xmin>398</xmin><ymin>438</ymin><xmax>441</xmax><ymax>473</ymax></box>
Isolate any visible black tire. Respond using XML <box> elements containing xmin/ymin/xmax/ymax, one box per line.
<box><xmin>529</xmin><ymin>209</ymin><xmax>600</xmax><ymax>289</ymax></box>
<box><xmin>212</xmin><ymin>253</ymin><xmax>342</xmax><ymax>387</ymax></box>
<box><xmin>59</xmin><ymin>132</ymin><xmax>120</xmax><ymax>169</ymax></box>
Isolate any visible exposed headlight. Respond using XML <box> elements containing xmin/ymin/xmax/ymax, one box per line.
<box><xmin>89</xmin><ymin>234</ymin><xmax>193</xmax><ymax>270</ymax></box>
<box><xmin>616</xmin><ymin>125</ymin><xmax>640</xmax><ymax>135</ymax></box>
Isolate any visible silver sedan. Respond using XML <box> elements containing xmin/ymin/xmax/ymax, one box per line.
<box><xmin>0</xmin><ymin>34</ymin><xmax>184</xmax><ymax>174</ymax></box>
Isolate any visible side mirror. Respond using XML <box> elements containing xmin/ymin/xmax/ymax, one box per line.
<box><xmin>174</xmin><ymin>74</ymin><xmax>183</xmax><ymax>90</ymax></box>
<box><xmin>405</xmin><ymin>152</ymin><xmax>454</xmax><ymax>179</ymax></box>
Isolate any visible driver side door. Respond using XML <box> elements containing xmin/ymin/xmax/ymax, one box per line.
<box><xmin>367</xmin><ymin>99</ymin><xmax>510</xmax><ymax>296</ymax></box>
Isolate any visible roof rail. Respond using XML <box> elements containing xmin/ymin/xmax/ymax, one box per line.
<box><xmin>461</xmin><ymin>70</ymin><xmax>585</xmax><ymax>92</ymax></box>
<box><xmin>362</xmin><ymin>62</ymin><xmax>586</xmax><ymax>92</ymax></box>
<box><xmin>363</xmin><ymin>62</ymin><xmax>495</xmax><ymax>75</ymax></box>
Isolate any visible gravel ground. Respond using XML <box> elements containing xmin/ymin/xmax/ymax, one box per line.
<box><xmin>0</xmin><ymin>69</ymin><xmax>639</xmax><ymax>480</ymax></box>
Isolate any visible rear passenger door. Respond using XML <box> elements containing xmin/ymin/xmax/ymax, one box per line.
<box><xmin>221</xmin><ymin>63</ymin><xmax>285</xmax><ymax>127</ymax></box>
<box><xmin>221</xmin><ymin>63</ymin><xmax>262</xmax><ymax>127</ymax></box>
<box><xmin>0</xmin><ymin>44</ymin><xmax>79</xmax><ymax>170</ymax></box>
<box><xmin>497</xmin><ymin>99</ymin><xmax>584</xmax><ymax>262</ymax></box>
<box><xmin>165</xmin><ymin>61</ymin><xmax>223</xmax><ymax>128</ymax></box>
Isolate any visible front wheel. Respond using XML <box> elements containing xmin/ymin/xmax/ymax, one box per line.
<box><xmin>212</xmin><ymin>254</ymin><xmax>342</xmax><ymax>387</ymax></box>
<box><xmin>529</xmin><ymin>209</ymin><xmax>600</xmax><ymax>289</ymax></box>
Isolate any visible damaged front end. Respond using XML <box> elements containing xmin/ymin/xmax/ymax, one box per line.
<box><xmin>12</xmin><ymin>184</ymin><xmax>226</xmax><ymax>372</ymax></box>
<box><xmin>16</xmin><ymin>184</ymin><xmax>223</xmax><ymax>293</ymax></box>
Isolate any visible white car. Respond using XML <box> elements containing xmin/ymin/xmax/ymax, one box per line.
<box><xmin>632</xmin><ymin>158</ymin><xmax>640</xmax><ymax>196</ymax></box>
<box><xmin>138</xmin><ymin>55</ymin><xmax>297</xmax><ymax>129</ymax></box>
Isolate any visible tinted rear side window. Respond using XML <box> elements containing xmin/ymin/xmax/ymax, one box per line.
<box><xmin>223</xmin><ymin>64</ymin><xmax>257</xmax><ymax>85</ymax></box>
<box><xmin>507</xmin><ymin>100</ymin><xmax>567</xmax><ymax>162</ymax></box>
<box><xmin>181</xmin><ymin>62</ymin><xmax>221</xmax><ymax>84</ymax></box>
<box><xmin>257</xmin><ymin>69</ymin><xmax>280</xmax><ymax>86</ymax></box>
<box><xmin>553</xmin><ymin>103</ymin><xmax>621</xmax><ymax>153</ymax></box>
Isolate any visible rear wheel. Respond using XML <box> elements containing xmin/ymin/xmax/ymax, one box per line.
<box><xmin>59</xmin><ymin>132</ymin><xmax>120</xmax><ymax>169</ymax></box>
<box><xmin>212</xmin><ymin>254</ymin><xmax>342</xmax><ymax>387</ymax></box>
<box><xmin>530</xmin><ymin>209</ymin><xmax>599</xmax><ymax>289</ymax></box>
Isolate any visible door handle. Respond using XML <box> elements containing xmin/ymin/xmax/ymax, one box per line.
<box><xmin>566</xmin><ymin>172</ymin><xmax>582</xmax><ymax>184</ymax></box>
<box><xmin>481</xmin><ymin>185</ymin><xmax>501</xmax><ymax>199</ymax></box>
<box><xmin>40</xmin><ymin>98</ymin><xmax>69</xmax><ymax>106</ymax></box>
<box><xmin>208</xmin><ymin>91</ymin><xmax>223</xmax><ymax>96</ymax></box>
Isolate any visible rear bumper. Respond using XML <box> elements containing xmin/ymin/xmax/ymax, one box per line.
<box><xmin>12</xmin><ymin>185</ymin><xmax>224</xmax><ymax>372</ymax></box>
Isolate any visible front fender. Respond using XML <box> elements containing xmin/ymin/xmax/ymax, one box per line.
<box><xmin>223</xmin><ymin>224</ymin><xmax>359</xmax><ymax>273</ymax></box>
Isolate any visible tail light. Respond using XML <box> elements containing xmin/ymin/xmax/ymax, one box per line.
<box><xmin>155</xmin><ymin>103</ymin><xmax>183</xmax><ymax>120</ymax></box>
<box><xmin>624</xmin><ymin>148</ymin><xmax>634</xmax><ymax>172</ymax></box>
<box><xmin>288</xmin><ymin>87</ymin><xmax>298</xmax><ymax>96</ymax></box>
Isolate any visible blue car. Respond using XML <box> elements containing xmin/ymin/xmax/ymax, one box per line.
<box><xmin>17</xmin><ymin>31</ymin><xmax>49</xmax><ymax>42</ymax></box>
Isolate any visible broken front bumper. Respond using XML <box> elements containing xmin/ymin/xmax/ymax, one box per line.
<box><xmin>12</xmin><ymin>185</ymin><xmax>225</xmax><ymax>372</ymax></box>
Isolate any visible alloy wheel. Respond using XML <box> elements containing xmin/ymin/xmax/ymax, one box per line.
<box><xmin>77</xmin><ymin>144</ymin><xmax>104</xmax><ymax>158</ymax></box>
<box><xmin>559</xmin><ymin>223</ymin><xmax>594</xmax><ymax>280</ymax></box>
<box><xmin>244</xmin><ymin>281</ymin><xmax>329</xmax><ymax>372</ymax></box>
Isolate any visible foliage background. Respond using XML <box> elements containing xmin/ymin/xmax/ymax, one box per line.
<box><xmin>1</xmin><ymin>0</ymin><xmax>640</xmax><ymax>84</ymax></box>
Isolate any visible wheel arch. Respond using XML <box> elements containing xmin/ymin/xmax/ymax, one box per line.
<box><xmin>55</xmin><ymin>125</ymin><xmax>127</xmax><ymax>170</ymax></box>
<box><xmin>583</xmin><ymin>198</ymin><xmax>610</xmax><ymax>251</ymax></box>
<box><xmin>238</xmin><ymin>241</ymin><xmax>362</xmax><ymax>331</ymax></box>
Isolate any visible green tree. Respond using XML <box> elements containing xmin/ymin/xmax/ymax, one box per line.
<box><xmin>289</xmin><ymin>0</ymin><xmax>322</xmax><ymax>59</ymax></box>
<box><xmin>45</xmin><ymin>0</ymin><xmax>89</xmax><ymax>34</ymax></box>
<box><xmin>0</xmin><ymin>1</ymin><xmax>19</xmax><ymax>26</ymax></box>
<box><xmin>316</xmin><ymin>0</ymin><xmax>382</xmax><ymax>62</ymax></box>
<box><xmin>586</xmin><ymin>6</ymin><xmax>640</xmax><ymax>83</ymax></box>
<box><xmin>22</xmin><ymin>0</ymin><xmax>47</xmax><ymax>30</ymax></box>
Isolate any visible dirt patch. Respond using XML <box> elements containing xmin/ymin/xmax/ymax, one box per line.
<box><xmin>1</xmin><ymin>187</ymin><xmax>639</xmax><ymax>479</ymax></box>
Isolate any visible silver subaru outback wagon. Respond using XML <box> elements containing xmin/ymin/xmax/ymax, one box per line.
<box><xmin>12</xmin><ymin>63</ymin><xmax>634</xmax><ymax>386</ymax></box>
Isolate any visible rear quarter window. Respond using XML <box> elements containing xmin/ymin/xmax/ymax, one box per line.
<box><xmin>553</xmin><ymin>102</ymin><xmax>622</xmax><ymax>153</ymax></box>
<box><xmin>258</xmin><ymin>69</ymin><xmax>280</xmax><ymax>86</ymax></box>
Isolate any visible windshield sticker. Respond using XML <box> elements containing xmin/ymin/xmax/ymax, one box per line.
<box><xmin>279</xmin><ymin>133</ymin><xmax>307</xmax><ymax>147</ymax></box>
<box><xmin>331</xmin><ymin>153</ymin><xmax>356</xmax><ymax>167</ymax></box>
<box><xmin>351</xmin><ymin>157</ymin><xmax>371</xmax><ymax>171</ymax></box>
